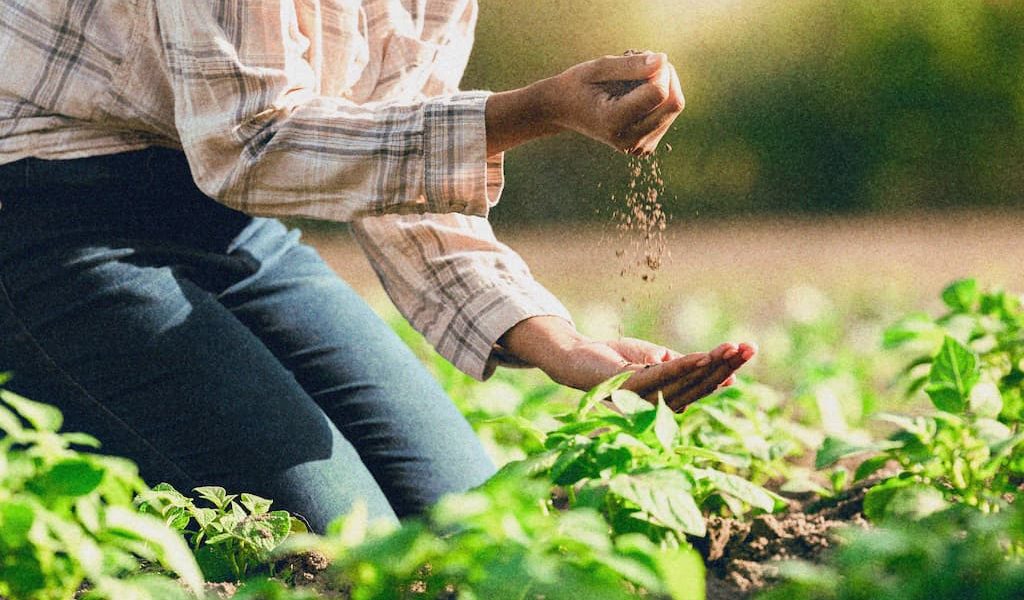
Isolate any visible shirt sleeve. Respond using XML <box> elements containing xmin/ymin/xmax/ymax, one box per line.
<box><xmin>351</xmin><ymin>212</ymin><xmax>574</xmax><ymax>381</ymax></box>
<box><xmin>152</xmin><ymin>1</ymin><xmax>498</xmax><ymax>221</ymax></box>
<box><xmin>348</xmin><ymin>0</ymin><xmax>574</xmax><ymax>380</ymax></box>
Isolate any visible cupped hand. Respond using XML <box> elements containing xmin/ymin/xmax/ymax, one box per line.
<box><xmin>560</xmin><ymin>337</ymin><xmax>755</xmax><ymax>412</ymax></box>
<box><xmin>498</xmin><ymin>317</ymin><xmax>755</xmax><ymax>413</ymax></box>
<box><xmin>547</xmin><ymin>51</ymin><xmax>684</xmax><ymax>155</ymax></box>
<box><xmin>610</xmin><ymin>339</ymin><xmax>755</xmax><ymax>411</ymax></box>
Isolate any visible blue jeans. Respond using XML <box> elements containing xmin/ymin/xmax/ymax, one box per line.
<box><xmin>0</xmin><ymin>149</ymin><xmax>495</xmax><ymax>531</ymax></box>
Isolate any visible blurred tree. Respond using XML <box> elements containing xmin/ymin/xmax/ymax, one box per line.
<box><xmin>463</xmin><ymin>0</ymin><xmax>1024</xmax><ymax>224</ymax></box>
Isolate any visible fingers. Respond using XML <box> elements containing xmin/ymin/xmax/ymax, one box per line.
<box><xmin>623</xmin><ymin>351</ymin><xmax>711</xmax><ymax>397</ymax></box>
<box><xmin>608</xmin><ymin>337</ymin><xmax>680</xmax><ymax>365</ymax></box>
<box><xmin>657</xmin><ymin>359</ymin><xmax>737</xmax><ymax>411</ymax></box>
<box><xmin>622</xmin><ymin>342</ymin><xmax>756</xmax><ymax>412</ymax></box>
<box><xmin>586</xmin><ymin>52</ymin><xmax>665</xmax><ymax>85</ymax></box>
<box><xmin>622</xmin><ymin>65</ymin><xmax>684</xmax><ymax>155</ymax></box>
<box><xmin>613</xmin><ymin>75</ymin><xmax>673</xmax><ymax>122</ymax></box>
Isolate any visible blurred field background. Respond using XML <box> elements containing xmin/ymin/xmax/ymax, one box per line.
<box><xmin>301</xmin><ymin>0</ymin><xmax>1024</xmax><ymax>438</ymax></box>
<box><xmin>465</xmin><ymin>0</ymin><xmax>1024</xmax><ymax>221</ymax></box>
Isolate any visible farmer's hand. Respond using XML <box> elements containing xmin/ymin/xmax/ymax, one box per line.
<box><xmin>546</xmin><ymin>51</ymin><xmax>684</xmax><ymax>155</ymax></box>
<box><xmin>485</xmin><ymin>51</ymin><xmax>683</xmax><ymax>157</ymax></box>
<box><xmin>498</xmin><ymin>316</ymin><xmax>755</xmax><ymax>413</ymax></box>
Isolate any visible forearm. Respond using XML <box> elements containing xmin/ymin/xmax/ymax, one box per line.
<box><xmin>498</xmin><ymin>316</ymin><xmax>617</xmax><ymax>389</ymax></box>
<box><xmin>485</xmin><ymin>79</ymin><xmax>564</xmax><ymax>157</ymax></box>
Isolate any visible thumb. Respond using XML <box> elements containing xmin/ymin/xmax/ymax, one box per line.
<box><xmin>586</xmin><ymin>52</ymin><xmax>666</xmax><ymax>84</ymax></box>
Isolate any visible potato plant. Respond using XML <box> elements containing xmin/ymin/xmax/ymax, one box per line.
<box><xmin>6</xmin><ymin>277</ymin><xmax>1024</xmax><ymax>600</ymax></box>
<box><xmin>0</xmin><ymin>378</ymin><xmax>202</xmax><ymax>600</ymax></box>
<box><xmin>136</xmin><ymin>483</ymin><xmax>305</xmax><ymax>582</ymax></box>
<box><xmin>494</xmin><ymin>373</ymin><xmax>786</xmax><ymax>545</ymax></box>
<box><xmin>281</xmin><ymin>473</ymin><xmax>706</xmax><ymax>600</ymax></box>
<box><xmin>817</xmin><ymin>280</ymin><xmax>1024</xmax><ymax>518</ymax></box>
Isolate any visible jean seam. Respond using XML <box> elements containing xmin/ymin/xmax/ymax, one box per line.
<box><xmin>0</xmin><ymin>273</ymin><xmax>196</xmax><ymax>485</ymax></box>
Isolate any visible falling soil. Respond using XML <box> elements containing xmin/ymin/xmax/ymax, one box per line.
<box><xmin>613</xmin><ymin>153</ymin><xmax>669</xmax><ymax>282</ymax></box>
<box><xmin>604</xmin><ymin>49</ymin><xmax>671</xmax><ymax>284</ymax></box>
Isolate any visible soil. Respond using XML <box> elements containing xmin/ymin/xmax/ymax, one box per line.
<box><xmin>602</xmin><ymin>49</ymin><xmax>671</xmax><ymax>285</ymax></box>
<box><xmin>696</xmin><ymin>480</ymin><xmax>872</xmax><ymax>598</ymax></box>
<box><xmin>277</xmin><ymin>551</ymin><xmax>342</xmax><ymax>597</ymax></box>
<box><xmin>615</xmin><ymin>153</ymin><xmax>669</xmax><ymax>283</ymax></box>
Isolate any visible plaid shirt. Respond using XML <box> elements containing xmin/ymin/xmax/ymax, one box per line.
<box><xmin>0</xmin><ymin>0</ymin><xmax>571</xmax><ymax>380</ymax></box>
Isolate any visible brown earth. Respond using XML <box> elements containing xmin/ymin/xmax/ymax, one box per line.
<box><xmin>698</xmin><ymin>480</ymin><xmax>873</xmax><ymax>598</ymax></box>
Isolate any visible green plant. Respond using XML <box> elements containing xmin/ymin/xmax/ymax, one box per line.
<box><xmin>677</xmin><ymin>378</ymin><xmax>806</xmax><ymax>486</ymax></box>
<box><xmin>757</xmin><ymin>504</ymin><xmax>1024</xmax><ymax>600</ymax></box>
<box><xmin>283</xmin><ymin>473</ymin><xmax>706</xmax><ymax>600</ymax></box>
<box><xmin>498</xmin><ymin>373</ymin><xmax>786</xmax><ymax>545</ymax></box>
<box><xmin>817</xmin><ymin>280</ymin><xmax>1024</xmax><ymax>517</ymax></box>
<box><xmin>885</xmin><ymin>278</ymin><xmax>1024</xmax><ymax>420</ymax></box>
<box><xmin>387</xmin><ymin>315</ymin><xmax>572</xmax><ymax>465</ymax></box>
<box><xmin>0</xmin><ymin>379</ymin><xmax>202</xmax><ymax>600</ymax></box>
<box><xmin>136</xmin><ymin>483</ymin><xmax>305</xmax><ymax>582</ymax></box>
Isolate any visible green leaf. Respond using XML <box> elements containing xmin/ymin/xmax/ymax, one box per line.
<box><xmin>973</xmin><ymin>418</ymin><xmax>1012</xmax><ymax>445</ymax></box>
<box><xmin>104</xmin><ymin>506</ymin><xmax>205</xmax><ymax>595</ymax></box>
<box><xmin>983</xmin><ymin>432</ymin><xmax>1024</xmax><ymax>477</ymax></box>
<box><xmin>577</xmin><ymin>372</ymin><xmax>634</xmax><ymax>417</ymax></box>
<box><xmin>1</xmin><ymin>390</ymin><xmax>63</xmax><ymax>432</ymax></box>
<box><xmin>610</xmin><ymin>389</ymin><xmax>651</xmax><ymax>415</ymax></box>
<box><xmin>205</xmin><ymin>532</ymin><xmax>234</xmax><ymax>545</ymax></box>
<box><xmin>968</xmin><ymin>381</ymin><xmax>1003</xmax><ymax>418</ymax></box>
<box><xmin>854</xmin><ymin>455</ymin><xmax>891</xmax><ymax>482</ymax></box>
<box><xmin>61</xmin><ymin>432</ymin><xmax>102</xmax><ymax>448</ymax></box>
<box><xmin>86</xmin><ymin>574</ymin><xmax>195</xmax><ymax>600</ymax></box>
<box><xmin>194</xmin><ymin>545</ymin><xmax>237</xmax><ymax>582</ymax></box>
<box><xmin>878</xmin><ymin>483</ymin><xmax>947</xmax><ymax>522</ymax></box>
<box><xmin>192</xmin><ymin>506</ymin><xmax>217</xmax><ymax>530</ymax></box>
<box><xmin>0</xmin><ymin>500</ymin><xmax>35</xmax><ymax>548</ymax></box>
<box><xmin>194</xmin><ymin>486</ymin><xmax>234</xmax><ymax>509</ymax></box>
<box><xmin>925</xmin><ymin>336</ymin><xmax>979</xmax><ymax>413</ymax></box>
<box><xmin>0</xmin><ymin>552</ymin><xmax>47</xmax><ymax>598</ymax></box>
<box><xmin>674</xmin><ymin>445</ymin><xmax>750</xmax><ymax>469</ymax></box>
<box><xmin>27</xmin><ymin>458</ymin><xmax>105</xmax><ymax>498</ymax></box>
<box><xmin>655</xmin><ymin>544</ymin><xmax>706</xmax><ymax>600</ymax></box>
<box><xmin>550</xmin><ymin>443</ymin><xmax>590</xmax><ymax>485</ymax></box>
<box><xmin>260</xmin><ymin>511</ymin><xmax>293</xmax><ymax>548</ymax></box>
<box><xmin>882</xmin><ymin>312</ymin><xmax>942</xmax><ymax>349</ymax></box>
<box><xmin>862</xmin><ymin>478</ymin><xmax>947</xmax><ymax>523</ymax></box>
<box><xmin>0</xmin><ymin>403</ymin><xmax>25</xmax><ymax>437</ymax></box>
<box><xmin>492</xmin><ymin>450</ymin><xmax>559</xmax><ymax>481</ymax></box>
<box><xmin>692</xmin><ymin>468</ymin><xmax>779</xmax><ymax>513</ymax></box>
<box><xmin>654</xmin><ymin>394</ymin><xmax>678</xmax><ymax>452</ymax></box>
<box><xmin>609</xmin><ymin>471</ymin><xmax>705</xmax><ymax>537</ymax></box>
<box><xmin>240</xmin><ymin>493</ymin><xmax>274</xmax><ymax>515</ymax></box>
<box><xmin>626</xmin><ymin>409</ymin><xmax>659</xmax><ymax>437</ymax></box>
<box><xmin>941</xmin><ymin>278</ymin><xmax>980</xmax><ymax>312</ymax></box>
<box><xmin>815</xmin><ymin>436</ymin><xmax>879</xmax><ymax>469</ymax></box>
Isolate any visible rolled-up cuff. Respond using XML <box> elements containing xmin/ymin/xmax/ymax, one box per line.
<box><xmin>450</xmin><ymin>283</ymin><xmax>575</xmax><ymax>381</ymax></box>
<box><xmin>422</xmin><ymin>91</ymin><xmax>503</xmax><ymax>217</ymax></box>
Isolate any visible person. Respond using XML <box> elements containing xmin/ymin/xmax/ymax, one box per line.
<box><xmin>0</xmin><ymin>0</ymin><xmax>755</xmax><ymax>532</ymax></box>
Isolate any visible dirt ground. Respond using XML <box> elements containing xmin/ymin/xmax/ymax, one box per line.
<box><xmin>303</xmin><ymin>209</ymin><xmax>1024</xmax><ymax>318</ymax></box>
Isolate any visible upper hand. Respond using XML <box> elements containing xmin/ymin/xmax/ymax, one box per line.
<box><xmin>544</xmin><ymin>51</ymin><xmax>685</xmax><ymax>155</ymax></box>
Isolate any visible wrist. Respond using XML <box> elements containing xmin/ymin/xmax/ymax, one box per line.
<box><xmin>529</xmin><ymin>75</ymin><xmax>569</xmax><ymax>132</ymax></box>
<box><xmin>485</xmin><ymin>82</ymin><xmax>565</xmax><ymax>156</ymax></box>
<box><xmin>499</xmin><ymin>316</ymin><xmax>588</xmax><ymax>371</ymax></box>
